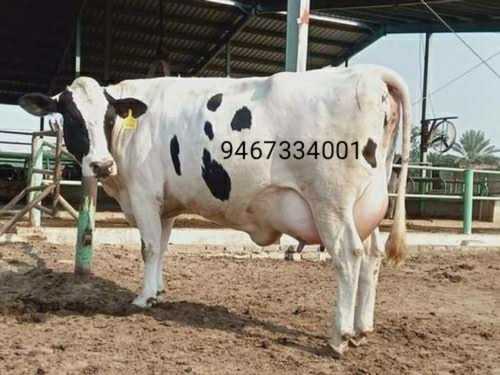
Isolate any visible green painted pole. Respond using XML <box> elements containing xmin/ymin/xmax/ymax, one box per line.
<box><xmin>285</xmin><ymin>0</ymin><xmax>300</xmax><ymax>72</ymax></box>
<box><xmin>463</xmin><ymin>169</ymin><xmax>474</xmax><ymax>235</ymax></box>
<box><xmin>75</xmin><ymin>176</ymin><xmax>97</xmax><ymax>275</ymax></box>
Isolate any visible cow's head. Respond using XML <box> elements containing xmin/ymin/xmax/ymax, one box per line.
<box><xmin>19</xmin><ymin>77</ymin><xmax>147</xmax><ymax>178</ymax></box>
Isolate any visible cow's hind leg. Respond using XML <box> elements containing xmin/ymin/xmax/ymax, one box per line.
<box><xmin>313</xmin><ymin>207</ymin><xmax>364</xmax><ymax>357</ymax></box>
<box><xmin>130</xmin><ymin>195</ymin><xmax>162</xmax><ymax>308</ymax></box>
<box><xmin>156</xmin><ymin>218</ymin><xmax>175</xmax><ymax>302</ymax></box>
<box><xmin>352</xmin><ymin>228</ymin><xmax>383</xmax><ymax>347</ymax></box>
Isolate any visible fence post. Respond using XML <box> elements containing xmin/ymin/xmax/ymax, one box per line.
<box><xmin>29</xmin><ymin>136</ymin><xmax>43</xmax><ymax>227</ymax></box>
<box><xmin>75</xmin><ymin>176</ymin><xmax>97</xmax><ymax>275</ymax></box>
<box><xmin>463</xmin><ymin>169</ymin><xmax>474</xmax><ymax>235</ymax></box>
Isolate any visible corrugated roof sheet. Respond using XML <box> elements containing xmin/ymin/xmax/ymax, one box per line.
<box><xmin>1</xmin><ymin>0</ymin><xmax>500</xmax><ymax>104</ymax></box>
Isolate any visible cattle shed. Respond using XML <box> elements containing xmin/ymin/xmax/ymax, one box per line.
<box><xmin>1</xmin><ymin>0</ymin><xmax>500</xmax><ymax>106</ymax></box>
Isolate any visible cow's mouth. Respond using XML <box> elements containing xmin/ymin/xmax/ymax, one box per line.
<box><xmin>90</xmin><ymin>159</ymin><xmax>115</xmax><ymax>178</ymax></box>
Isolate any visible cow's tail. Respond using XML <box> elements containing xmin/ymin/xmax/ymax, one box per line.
<box><xmin>379</xmin><ymin>68</ymin><xmax>411</xmax><ymax>265</ymax></box>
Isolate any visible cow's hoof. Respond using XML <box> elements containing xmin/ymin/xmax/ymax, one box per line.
<box><xmin>348</xmin><ymin>336</ymin><xmax>367</xmax><ymax>347</ymax></box>
<box><xmin>327</xmin><ymin>341</ymin><xmax>348</xmax><ymax>359</ymax></box>
<box><xmin>156</xmin><ymin>290</ymin><xmax>167</xmax><ymax>303</ymax></box>
<box><xmin>132</xmin><ymin>295</ymin><xmax>157</xmax><ymax>308</ymax></box>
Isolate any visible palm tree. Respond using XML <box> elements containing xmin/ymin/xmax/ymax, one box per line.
<box><xmin>452</xmin><ymin>130</ymin><xmax>500</xmax><ymax>168</ymax></box>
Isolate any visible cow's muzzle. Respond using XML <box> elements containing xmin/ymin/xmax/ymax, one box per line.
<box><xmin>90</xmin><ymin>159</ymin><xmax>115</xmax><ymax>178</ymax></box>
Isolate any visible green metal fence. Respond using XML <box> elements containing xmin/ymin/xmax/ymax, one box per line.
<box><xmin>392</xmin><ymin>164</ymin><xmax>500</xmax><ymax>235</ymax></box>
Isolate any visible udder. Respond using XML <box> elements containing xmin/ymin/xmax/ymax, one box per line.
<box><xmin>247</xmin><ymin>188</ymin><xmax>321</xmax><ymax>245</ymax></box>
<box><xmin>353</xmin><ymin>174</ymin><xmax>388</xmax><ymax>240</ymax></box>
<box><xmin>247</xmin><ymin>176</ymin><xmax>388</xmax><ymax>246</ymax></box>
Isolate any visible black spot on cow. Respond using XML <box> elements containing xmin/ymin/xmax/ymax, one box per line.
<box><xmin>362</xmin><ymin>138</ymin><xmax>377</xmax><ymax>168</ymax></box>
<box><xmin>231</xmin><ymin>106</ymin><xmax>252</xmax><ymax>131</ymax></box>
<box><xmin>58</xmin><ymin>90</ymin><xmax>89</xmax><ymax>161</ymax></box>
<box><xmin>170</xmin><ymin>135</ymin><xmax>182</xmax><ymax>176</ymax></box>
<box><xmin>207</xmin><ymin>93</ymin><xmax>223</xmax><ymax>112</ymax></box>
<box><xmin>201</xmin><ymin>149</ymin><xmax>231</xmax><ymax>201</ymax></box>
<box><xmin>204</xmin><ymin>121</ymin><xmax>214</xmax><ymax>140</ymax></box>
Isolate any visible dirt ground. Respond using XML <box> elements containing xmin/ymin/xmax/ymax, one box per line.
<box><xmin>0</xmin><ymin>242</ymin><xmax>499</xmax><ymax>375</ymax></box>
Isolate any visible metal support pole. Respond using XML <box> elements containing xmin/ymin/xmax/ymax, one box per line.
<box><xmin>73</xmin><ymin>6</ymin><xmax>97</xmax><ymax>275</ymax></box>
<box><xmin>104</xmin><ymin>0</ymin><xmax>112</xmax><ymax>83</ymax></box>
<box><xmin>420</xmin><ymin>32</ymin><xmax>432</xmax><ymax>163</ymax></box>
<box><xmin>463</xmin><ymin>169</ymin><xmax>474</xmax><ymax>235</ymax></box>
<box><xmin>296</xmin><ymin>0</ymin><xmax>310</xmax><ymax>72</ymax></box>
<box><xmin>419</xmin><ymin>33</ymin><xmax>431</xmax><ymax>216</ymax></box>
<box><xmin>285</xmin><ymin>0</ymin><xmax>310</xmax><ymax>72</ymax></box>
<box><xmin>285</xmin><ymin>0</ymin><xmax>299</xmax><ymax>72</ymax></box>
<box><xmin>75</xmin><ymin>176</ymin><xmax>97</xmax><ymax>275</ymax></box>
<box><xmin>39</xmin><ymin>117</ymin><xmax>44</xmax><ymax>132</ymax></box>
<box><xmin>75</xmin><ymin>13</ymin><xmax>82</xmax><ymax>77</ymax></box>
<box><xmin>225</xmin><ymin>42</ymin><xmax>231</xmax><ymax>77</ymax></box>
<box><xmin>29</xmin><ymin>136</ymin><xmax>43</xmax><ymax>227</ymax></box>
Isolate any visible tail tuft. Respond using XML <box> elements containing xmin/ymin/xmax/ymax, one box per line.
<box><xmin>385</xmin><ymin>221</ymin><xmax>407</xmax><ymax>265</ymax></box>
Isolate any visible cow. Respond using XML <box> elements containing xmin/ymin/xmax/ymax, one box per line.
<box><xmin>19</xmin><ymin>64</ymin><xmax>410</xmax><ymax>357</ymax></box>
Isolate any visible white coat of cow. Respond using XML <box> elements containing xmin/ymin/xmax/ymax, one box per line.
<box><xmin>20</xmin><ymin>64</ymin><xmax>410</xmax><ymax>356</ymax></box>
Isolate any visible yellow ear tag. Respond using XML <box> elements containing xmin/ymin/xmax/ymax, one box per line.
<box><xmin>122</xmin><ymin>109</ymin><xmax>138</xmax><ymax>130</ymax></box>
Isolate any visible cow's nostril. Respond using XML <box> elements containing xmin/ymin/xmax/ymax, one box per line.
<box><xmin>90</xmin><ymin>160</ymin><xmax>114</xmax><ymax>177</ymax></box>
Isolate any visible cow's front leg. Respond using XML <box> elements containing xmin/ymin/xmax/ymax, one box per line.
<box><xmin>352</xmin><ymin>228</ymin><xmax>383</xmax><ymax>347</ymax></box>
<box><xmin>315</xmin><ymin>212</ymin><xmax>363</xmax><ymax>358</ymax></box>
<box><xmin>156</xmin><ymin>218</ymin><xmax>175</xmax><ymax>302</ymax></box>
<box><xmin>130</xmin><ymin>197</ymin><xmax>162</xmax><ymax>308</ymax></box>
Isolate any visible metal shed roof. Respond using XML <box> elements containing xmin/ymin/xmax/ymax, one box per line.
<box><xmin>1</xmin><ymin>0</ymin><xmax>500</xmax><ymax>105</ymax></box>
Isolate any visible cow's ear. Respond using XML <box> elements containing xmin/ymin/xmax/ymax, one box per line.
<box><xmin>104</xmin><ymin>90</ymin><xmax>147</xmax><ymax>118</ymax></box>
<box><xmin>19</xmin><ymin>93</ymin><xmax>58</xmax><ymax>116</ymax></box>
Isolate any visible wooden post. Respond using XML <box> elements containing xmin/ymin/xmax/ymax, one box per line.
<box><xmin>75</xmin><ymin>176</ymin><xmax>97</xmax><ymax>275</ymax></box>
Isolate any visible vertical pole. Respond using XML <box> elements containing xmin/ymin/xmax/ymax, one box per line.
<box><xmin>75</xmin><ymin>176</ymin><xmax>97</xmax><ymax>275</ymax></box>
<box><xmin>285</xmin><ymin>0</ymin><xmax>299</xmax><ymax>72</ymax></box>
<box><xmin>463</xmin><ymin>169</ymin><xmax>474</xmax><ymax>235</ymax></box>
<box><xmin>225</xmin><ymin>41</ymin><xmax>231</xmax><ymax>77</ymax></box>
<box><xmin>419</xmin><ymin>33</ymin><xmax>431</xmax><ymax>217</ymax></box>
<box><xmin>345</xmin><ymin>58</ymin><xmax>349</xmax><ymax>67</ymax></box>
<box><xmin>73</xmin><ymin>5</ymin><xmax>97</xmax><ymax>275</ymax></box>
<box><xmin>296</xmin><ymin>0</ymin><xmax>310</xmax><ymax>72</ymax></box>
<box><xmin>75</xmin><ymin>13</ymin><xmax>82</xmax><ymax>78</ymax></box>
<box><xmin>420</xmin><ymin>32</ymin><xmax>431</xmax><ymax>163</ymax></box>
<box><xmin>104</xmin><ymin>0</ymin><xmax>112</xmax><ymax>84</ymax></box>
<box><xmin>39</xmin><ymin>116</ymin><xmax>44</xmax><ymax>132</ymax></box>
<box><xmin>29</xmin><ymin>136</ymin><xmax>43</xmax><ymax>227</ymax></box>
<box><xmin>285</xmin><ymin>0</ymin><xmax>310</xmax><ymax>72</ymax></box>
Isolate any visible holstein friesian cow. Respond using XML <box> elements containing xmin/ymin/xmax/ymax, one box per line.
<box><xmin>19</xmin><ymin>64</ymin><xmax>410</xmax><ymax>357</ymax></box>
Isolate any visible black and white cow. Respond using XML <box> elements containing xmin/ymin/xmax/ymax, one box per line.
<box><xmin>19</xmin><ymin>64</ymin><xmax>410</xmax><ymax>356</ymax></box>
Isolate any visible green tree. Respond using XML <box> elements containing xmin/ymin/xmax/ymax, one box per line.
<box><xmin>452</xmin><ymin>130</ymin><xmax>500</xmax><ymax>168</ymax></box>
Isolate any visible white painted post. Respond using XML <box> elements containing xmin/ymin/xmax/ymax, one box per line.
<box><xmin>29</xmin><ymin>136</ymin><xmax>42</xmax><ymax>227</ymax></box>
<box><xmin>296</xmin><ymin>0</ymin><xmax>310</xmax><ymax>72</ymax></box>
<box><xmin>285</xmin><ymin>0</ymin><xmax>310</xmax><ymax>72</ymax></box>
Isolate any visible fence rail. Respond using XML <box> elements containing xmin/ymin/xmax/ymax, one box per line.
<box><xmin>392</xmin><ymin>163</ymin><xmax>500</xmax><ymax>234</ymax></box>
